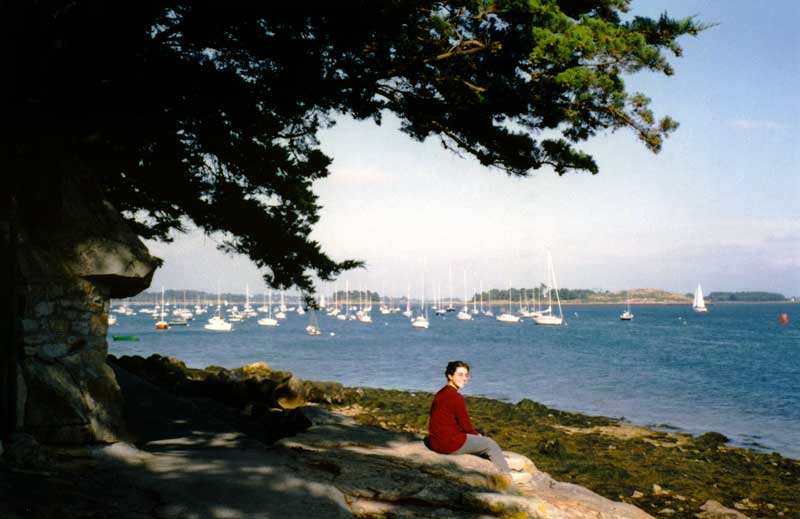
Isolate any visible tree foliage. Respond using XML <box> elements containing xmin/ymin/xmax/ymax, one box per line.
<box><xmin>708</xmin><ymin>292</ymin><xmax>788</xmax><ymax>302</ymax></box>
<box><xmin>5</xmin><ymin>0</ymin><xmax>706</xmax><ymax>292</ymax></box>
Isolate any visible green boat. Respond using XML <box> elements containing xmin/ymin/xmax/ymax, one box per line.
<box><xmin>112</xmin><ymin>335</ymin><xmax>140</xmax><ymax>341</ymax></box>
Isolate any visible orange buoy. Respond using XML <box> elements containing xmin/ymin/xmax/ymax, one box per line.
<box><xmin>780</xmin><ymin>313</ymin><xmax>788</xmax><ymax>325</ymax></box>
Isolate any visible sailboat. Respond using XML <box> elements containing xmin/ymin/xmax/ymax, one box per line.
<box><xmin>257</xmin><ymin>289</ymin><xmax>279</xmax><ymax>327</ymax></box>
<box><xmin>435</xmin><ymin>282</ymin><xmax>447</xmax><ymax>315</ymax></box>
<box><xmin>620</xmin><ymin>293</ymin><xmax>634</xmax><ymax>321</ymax></box>
<box><xmin>496</xmin><ymin>282</ymin><xmax>520</xmax><ymax>323</ymax></box>
<box><xmin>457</xmin><ymin>270</ymin><xmax>472</xmax><ymax>320</ymax></box>
<box><xmin>357</xmin><ymin>286</ymin><xmax>372</xmax><ymax>323</ymax></box>
<box><xmin>532</xmin><ymin>251</ymin><xmax>564</xmax><ymax>325</ymax></box>
<box><xmin>446</xmin><ymin>266</ymin><xmax>456</xmax><ymax>312</ymax></box>
<box><xmin>402</xmin><ymin>284</ymin><xmax>413</xmax><ymax>318</ymax></box>
<box><xmin>205</xmin><ymin>287</ymin><xmax>233</xmax><ymax>331</ymax></box>
<box><xmin>242</xmin><ymin>284</ymin><xmax>258</xmax><ymax>318</ymax></box>
<box><xmin>411</xmin><ymin>272</ymin><xmax>430</xmax><ymax>329</ymax></box>
<box><xmin>693</xmin><ymin>284</ymin><xmax>708</xmax><ymax>313</ymax></box>
<box><xmin>275</xmin><ymin>291</ymin><xmax>287</xmax><ymax>320</ymax></box>
<box><xmin>306</xmin><ymin>308</ymin><xmax>323</xmax><ymax>336</ymax></box>
<box><xmin>155</xmin><ymin>286</ymin><xmax>170</xmax><ymax>330</ymax></box>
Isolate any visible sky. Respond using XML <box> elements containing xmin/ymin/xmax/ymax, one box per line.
<box><xmin>145</xmin><ymin>0</ymin><xmax>800</xmax><ymax>299</ymax></box>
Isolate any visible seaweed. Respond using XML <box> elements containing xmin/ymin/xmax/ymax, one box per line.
<box><xmin>336</xmin><ymin>386</ymin><xmax>800</xmax><ymax>519</ymax></box>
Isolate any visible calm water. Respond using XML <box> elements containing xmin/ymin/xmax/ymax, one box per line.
<box><xmin>109</xmin><ymin>303</ymin><xmax>800</xmax><ymax>459</ymax></box>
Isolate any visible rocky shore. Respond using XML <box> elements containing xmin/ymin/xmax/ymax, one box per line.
<box><xmin>2</xmin><ymin>355</ymin><xmax>797</xmax><ymax>519</ymax></box>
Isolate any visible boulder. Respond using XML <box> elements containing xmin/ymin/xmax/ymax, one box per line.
<box><xmin>275</xmin><ymin>407</ymin><xmax>657</xmax><ymax>519</ymax></box>
<box><xmin>11</xmin><ymin>175</ymin><xmax>159</xmax><ymax>444</ymax></box>
<box><xmin>696</xmin><ymin>500</ymin><xmax>752</xmax><ymax>519</ymax></box>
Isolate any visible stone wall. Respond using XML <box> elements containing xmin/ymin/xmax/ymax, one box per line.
<box><xmin>9</xmin><ymin>175</ymin><xmax>159</xmax><ymax>444</ymax></box>
<box><xmin>18</xmin><ymin>277</ymin><xmax>124</xmax><ymax>443</ymax></box>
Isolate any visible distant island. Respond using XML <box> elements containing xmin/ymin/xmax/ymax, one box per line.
<box><xmin>707</xmin><ymin>291</ymin><xmax>790</xmax><ymax>302</ymax></box>
<box><xmin>115</xmin><ymin>288</ymin><xmax>791</xmax><ymax>306</ymax></box>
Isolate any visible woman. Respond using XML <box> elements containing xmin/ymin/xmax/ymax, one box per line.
<box><xmin>428</xmin><ymin>360</ymin><xmax>510</xmax><ymax>473</ymax></box>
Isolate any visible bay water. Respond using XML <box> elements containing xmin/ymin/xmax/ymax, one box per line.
<box><xmin>109</xmin><ymin>303</ymin><xmax>800</xmax><ymax>459</ymax></box>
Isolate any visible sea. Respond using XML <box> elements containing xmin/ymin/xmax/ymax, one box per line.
<box><xmin>108</xmin><ymin>303</ymin><xmax>800</xmax><ymax>459</ymax></box>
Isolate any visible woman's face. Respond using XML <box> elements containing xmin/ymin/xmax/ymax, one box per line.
<box><xmin>447</xmin><ymin>367</ymin><xmax>470</xmax><ymax>390</ymax></box>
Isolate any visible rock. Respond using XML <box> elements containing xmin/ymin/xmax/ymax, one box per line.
<box><xmin>275</xmin><ymin>375</ymin><xmax>307</xmax><ymax>409</ymax></box>
<box><xmin>733</xmin><ymin>499</ymin><xmax>757</xmax><ymax>511</ymax></box>
<box><xmin>653</xmin><ymin>484</ymin><xmax>670</xmax><ymax>495</ymax></box>
<box><xmin>693</xmin><ymin>432</ymin><xmax>730</xmax><ymax>450</ymax></box>
<box><xmin>298</xmin><ymin>406</ymin><xmax>357</xmax><ymax>427</ymax></box>
<box><xmin>632</xmin><ymin>491</ymin><xmax>645</xmax><ymax>499</ymax></box>
<box><xmin>510</xmin><ymin>470</ymin><xmax>534</xmax><ymax>485</ymax></box>
<box><xmin>696</xmin><ymin>500</ymin><xmax>752</xmax><ymax>519</ymax></box>
<box><xmin>276</xmin><ymin>412</ymin><xmax>657</xmax><ymax>519</ymax></box>
<box><xmin>305</xmin><ymin>380</ymin><xmax>346</xmax><ymax>404</ymax></box>
<box><xmin>505</xmin><ymin>450</ymin><xmax>537</xmax><ymax>473</ymax></box>
<box><xmin>2</xmin><ymin>433</ymin><xmax>50</xmax><ymax>470</ymax></box>
<box><xmin>10</xmin><ymin>176</ymin><xmax>160</xmax><ymax>445</ymax></box>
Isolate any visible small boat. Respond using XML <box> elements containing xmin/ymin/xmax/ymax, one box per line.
<box><xmin>496</xmin><ymin>312</ymin><xmax>520</xmax><ymax>323</ymax></box>
<box><xmin>205</xmin><ymin>319</ymin><xmax>233</xmax><ymax>332</ymax></box>
<box><xmin>205</xmin><ymin>286</ymin><xmax>233</xmax><ymax>332</ymax></box>
<box><xmin>496</xmin><ymin>282</ymin><xmax>520</xmax><ymax>323</ymax></box>
<box><xmin>112</xmin><ymin>335</ymin><xmax>140</xmax><ymax>342</ymax></box>
<box><xmin>457</xmin><ymin>270</ymin><xmax>472</xmax><ymax>320</ymax></box>
<box><xmin>620</xmin><ymin>294</ymin><xmax>633</xmax><ymax>321</ymax></box>
<box><xmin>692</xmin><ymin>284</ymin><xmax>708</xmax><ymax>313</ymax></box>
<box><xmin>167</xmin><ymin>319</ymin><xmax>189</xmax><ymax>326</ymax></box>
<box><xmin>532</xmin><ymin>251</ymin><xmax>564</xmax><ymax>326</ymax></box>
<box><xmin>155</xmin><ymin>286</ymin><xmax>169</xmax><ymax>330</ymax></box>
<box><xmin>257</xmin><ymin>289</ymin><xmax>279</xmax><ymax>327</ymax></box>
<box><xmin>306</xmin><ymin>309</ymin><xmax>323</xmax><ymax>336</ymax></box>
<box><xmin>411</xmin><ymin>271</ymin><xmax>430</xmax><ymax>329</ymax></box>
<box><xmin>411</xmin><ymin>315</ymin><xmax>430</xmax><ymax>329</ymax></box>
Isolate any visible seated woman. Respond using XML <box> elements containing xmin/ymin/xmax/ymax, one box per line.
<box><xmin>427</xmin><ymin>360</ymin><xmax>510</xmax><ymax>473</ymax></box>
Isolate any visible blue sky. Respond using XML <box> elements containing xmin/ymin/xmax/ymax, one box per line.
<box><xmin>146</xmin><ymin>0</ymin><xmax>799</xmax><ymax>298</ymax></box>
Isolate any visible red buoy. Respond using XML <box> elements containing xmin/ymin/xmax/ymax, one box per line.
<box><xmin>780</xmin><ymin>313</ymin><xmax>788</xmax><ymax>325</ymax></box>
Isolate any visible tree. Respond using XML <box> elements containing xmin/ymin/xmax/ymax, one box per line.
<box><xmin>4</xmin><ymin>0</ymin><xmax>706</xmax><ymax>293</ymax></box>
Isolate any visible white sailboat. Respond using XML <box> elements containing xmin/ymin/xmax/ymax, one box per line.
<box><xmin>242</xmin><ymin>284</ymin><xmax>258</xmax><ymax>318</ymax></box>
<box><xmin>402</xmin><ymin>284</ymin><xmax>413</xmax><ymax>318</ymax></box>
<box><xmin>327</xmin><ymin>286</ymin><xmax>340</xmax><ymax>317</ymax></box>
<box><xmin>306</xmin><ymin>308</ymin><xmax>322</xmax><ymax>336</ymax></box>
<box><xmin>496</xmin><ymin>282</ymin><xmax>520</xmax><ymax>323</ymax></box>
<box><xmin>532</xmin><ymin>251</ymin><xmax>564</xmax><ymax>326</ymax></box>
<box><xmin>693</xmin><ymin>284</ymin><xmax>708</xmax><ymax>313</ymax></box>
<box><xmin>257</xmin><ymin>289</ymin><xmax>279</xmax><ymax>327</ymax></box>
<box><xmin>620</xmin><ymin>293</ymin><xmax>634</xmax><ymax>321</ymax></box>
<box><xmin>457</xmin><ymin>269</ymin><xmax>472</xmax><ymax>320</ymax></box>
<box><xmin>275</xmin><ymin>290</ymin><xmax>287</xmax><ymax>320</ymax></box>
<box><xmin>411</xmin><ymin>272</ymin><xmax>430</xmax><ymax>329</ymax></box>
<box><xmin>341</xmin><ymin>281</ymin><xmax>354</xmax><ymax>320</ymax></box>
<box><xmin>446</xmin><ymin>266</ymin><xmax>455</xmax><ymax>312</ymax></box>
<box><xmin>205</xmin><ymin>287</ymin><xmax>233</xmax><ymax>332</ymax></box>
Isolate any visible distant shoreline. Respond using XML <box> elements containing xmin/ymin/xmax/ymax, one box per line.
<box><xmin>113</xmin><ymin>299</ymin><xmax>796</xmax><ymax>306</ymax></box>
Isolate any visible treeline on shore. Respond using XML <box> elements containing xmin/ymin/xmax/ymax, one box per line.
<box><xmin>707</xmin><ymin>291</ymin><xmax>789</xmax><ymax>302</ymax></box>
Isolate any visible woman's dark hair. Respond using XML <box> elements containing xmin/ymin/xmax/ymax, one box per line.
<box><xmin>445</xmin><ymin>360</ymin><xmax>470</xmax><ymax>377</ymax></box>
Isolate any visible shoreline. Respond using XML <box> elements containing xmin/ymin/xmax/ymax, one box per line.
<box><xmin>343</xmin><ymin>384</ymin><xmax>798</xmax><ymax>462</ymax></box>
<box><xmin>97</xmin><ymin>354</ymin><xmax>799</xmax><ymax>519</ymax></box>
